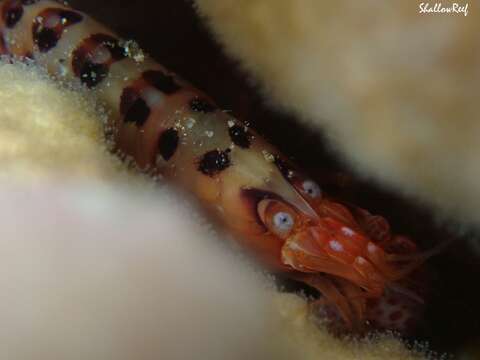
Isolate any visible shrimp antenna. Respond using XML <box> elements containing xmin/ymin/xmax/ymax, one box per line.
<box><xmin>387</xmin><ymin>282</ymin><xmax>424</xmax><ymax>304</ymax></box>
<box><xmin>386</xmin><ymin>236</ymin><xmax>456</xmax><ymax>262</ymax></box>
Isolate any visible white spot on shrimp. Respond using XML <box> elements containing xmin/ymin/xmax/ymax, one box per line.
<box><xmin>302</xmin><ymin>180</ymin><xmax>321</xmax><ymax>198</ymax></box>
<box><xmin>341</xmin><ymin>227</ymin><xmax>355</xmax><ymax>237</ymax></box>
<box><xmin>329</xmin><ymin>240</ymin><xmax>344</xmax><ymax>252</ymax></box>
<box><xmin>205</xmin><ymin>130</ymin><xmax>214</xmax><ymax>138</ymax></box>
<box><xmin>141</xmin><ymin>87</ymin><xmax>164</xmax><ymax>108</ymax></box>
<box><xmin>368</xmin><ymin>242</ymin><xmax>377</xmax><ymax>253</ymax></box>
<box><xmin>227</xmin><ymin>120</ymin><xmax>235</xmax><ymax>128</ymax></box>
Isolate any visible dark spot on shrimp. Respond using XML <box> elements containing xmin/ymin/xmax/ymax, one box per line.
<box><xmin>125</xmin><ymin>98</ymin><xmax>150</xmax><ymax>127</ymax></box>
<box><xmin>197</xmin><ymin>149</ymin><xmax>231</xmax><ymax>176</ymax></box>
<box><xmin>158</xmin><ymin>128</ymin><xmax>179</xmax><ymax>161</ymax></box>
<box><xmin>3</xmin><ymin>1</ymin><xmax>23</xmax><ymax>28</ymax></box>
<box><xmin>120</xmin><ymin>87</ymin><xmax>151</xmax><ymax>127</ymax></box>
<box><xmin>228</xmin><ymin>124</ymin><xmax>252</xmax><ymax>149</ymax></box>
<box><xmin>32</xmin><ymin>27</ymin><xmax>56</xmax><ymax>51</ymax></box>
<box><xmin>32</xmin><ymin>9</ymin><xmax>83</xmax><ymax>52</ymax></box>
<box><xmin>143</xmin><ymin>70</ymin><xmax>180</xmax><ymax>94</ymax></box>
<box><xmin>72</xmin><ymin>33</ymin><xmax>125</xmax><ymax>88</ymax></box>
<box><xmin>21</xmin><ymin>0</ymin><xmax>39</xmax><ymax>4</ymax></box>
<box><xmin>122</xmin><ymin>98</ymin><xmax>150</xmax><ymax>130</ymax></box>
<box><xmin>79</xmin><ymin>62</ymin><xmax>110</xmax><ymax>88</ymax></box>
<box><xmin>190</xmin><ymin>97</ymin><xmax>216</xmax><ymax>113</ymax></box>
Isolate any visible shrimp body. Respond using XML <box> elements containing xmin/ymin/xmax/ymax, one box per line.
<box><xmin>0</xmin><ymin>0</ymin><xmax>428</xmax><ymax>332</ymax></box>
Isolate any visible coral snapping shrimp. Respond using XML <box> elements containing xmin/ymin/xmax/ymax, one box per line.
<box><xmin>0</xmin><ymin>0</ymin><xmax>439</xmax><ymax>334</ymax></box>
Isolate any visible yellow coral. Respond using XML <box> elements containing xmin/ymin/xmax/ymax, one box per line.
<box><xmin>0</xmin><ymin>60</ymin><xmax>127</xmax><ymax>181</ymax></box>
<box><xmin>0</xmin><ymin>58</ymin><xmax>431</xmax><ymax>359</ymax></box>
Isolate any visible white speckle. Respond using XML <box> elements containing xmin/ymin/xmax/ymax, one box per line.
<box><xmin>57</xmin><ymin>64</ymin><xmax>68</xmax><ymax>77</ymax></box>
<box><xmin>205</xmin><ymin>130</ymin><xmax>214</xmax><ymax>138</ymax></box>
<box><xmin>329</xmin><ymin>240</ymin><xmax>344</xmax><ymax>252</ymax></box>
<box><xmin>262</xmin><ymin>150</ymin><xmax>275</xmax><ymax>163</ymax></box>
<box><xmin>185</xmin><ymin>118</ymin><xmax>196</xmax><ymax>129</ymax></box>
<box><xmin>367</xmin><ymin>242</ymin><xmax>377</xmax><ymax>253</ymax></box>
<box><xmin>133</xmin><ymin>52</ymin><xmax>145</xmax><ymax>63</ymax></box>
<box><xmin>121</xmin><ymin>39</ymin><xmax>145</xmax><ymax>63</ymax></box>
<box><xmin>341</xmin><ymin>227</ymin><xmax>355</xmax><ymax>237</ymax></box>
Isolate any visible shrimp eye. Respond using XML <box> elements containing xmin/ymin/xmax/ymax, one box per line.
<box><xmin>257</xmin><ymin>199</ymin><xmax>297</xmax><ymax>238</ymax></box>
<box><xmin>273</xmin><ymin>212</ymin><xmax>294</xmax><ymax>232</ymax></box>
<box><xmin>302</xmin><ymin>180</ymin><xmax>321</xmax><ymax>199</ymax></box>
